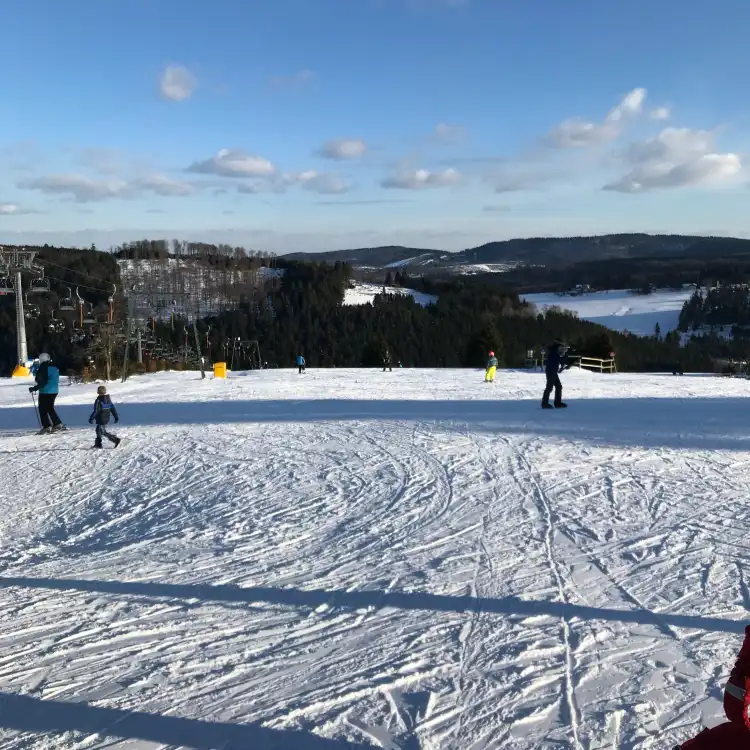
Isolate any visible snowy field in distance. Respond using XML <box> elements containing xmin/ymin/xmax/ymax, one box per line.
<box><xmin>523</xmin><ymin>289</ymin><xmax>694</xmax><ymax>336</ymax></box>
<box><xmin>344</xmin><ymin>283</ymin><xmax>437</xmax><ymax>307</ymax></box>
<box><xmin>0</xmin><ymin>367</ymin><xmax>749</xmax><ymax>748</ymax></box>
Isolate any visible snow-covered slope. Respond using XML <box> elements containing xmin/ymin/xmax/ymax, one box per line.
<box><xmin>523</xmin><ymin>289</ymin><xmax>694</xmax><ymax>335</ymax></box>
<box><xmin>344</xmin><ymin>283</ymin><xmax>437</xmax><ymax>307</ymax></box>
<box><xmin>0</xmin><ymin>368</ymin><xmax>747</xmax><ymax>749</ymax></box>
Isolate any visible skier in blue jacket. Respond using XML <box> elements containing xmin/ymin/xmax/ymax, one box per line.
<box><xmin>29</xmin><ymin>353</ymin><xmax>66</xmax><ymax>433</ymax></box>
<box><xmin>89</xmin><ymin>385</ymin><xmax>121</xmax><ymax>449</ymax></box>
<box><xmin>297</xmin><ymin>354</ymin><xmax>306</xmax><ymax>374</ymax></box>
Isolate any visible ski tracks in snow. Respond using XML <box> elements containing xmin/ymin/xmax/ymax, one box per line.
<box><xmin>0</xmin><ymin>371</ymin><xmax>748</xmax><ymax>749</ymax></box>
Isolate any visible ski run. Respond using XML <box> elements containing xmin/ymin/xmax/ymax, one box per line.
<box><xmin>1</xmin><ymin>367</ymin><xmax>749</xmax><ymax>749</ymax></box>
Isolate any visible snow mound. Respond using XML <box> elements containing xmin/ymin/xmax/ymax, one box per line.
<box><xmin>523</xmin><ymin>288</ymin><xmax>693</xmax><ymax>335</ymax></box>
<box><xmin>344</xmin><ymin>283</ymin><xmax>437</xmax><ymax>307</ymax></box>
<box><xmin>0</xmin><ymin>367</ymin><xmax>744</xmax><ymax>749</ymax></box>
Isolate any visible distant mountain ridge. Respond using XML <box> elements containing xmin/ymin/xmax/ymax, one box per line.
<box><xmin>283</xmin><ymin>234</ymin><xmax>750</xmax><ymax>271</ymax></box>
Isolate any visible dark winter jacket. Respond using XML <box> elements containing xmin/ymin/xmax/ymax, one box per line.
<box><xmin>89</xmin><ymin>395</ymin><xmax>119</xmax><ymax>425</ymax></box>
<box><xmin>486</xmin><ymin>356</ymin><xmax>498</xmax><ymax>369</ymax></box>
<box><xmin>545</xmin><ymin>343</ymin><xmax>568</xmax><ymax>376</ymax></box>
<box><xmin>31</xmin><ymin>362</ymin><xmax>60</xmax><ymax>394</ymax></box>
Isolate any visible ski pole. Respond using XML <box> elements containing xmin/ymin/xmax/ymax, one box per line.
<box><xmin>30</xmin><ymin>391</ymin><xmax>40</xmax><ymax>428</ymax></box>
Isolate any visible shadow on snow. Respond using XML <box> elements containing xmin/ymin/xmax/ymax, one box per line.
<box><xmin>0</xmin><ymin>575</ymin><xmax>744</xmax><ymax>635</ymax></box>
<box><xmin>1</xmin><ymin>396</ymin><xmax>750</xmax><ymax>452</ymax></box>
<box><xmin>0</xmin><ymin>691</ymin><xmax>372</xmax><ymax>749</ymax></box>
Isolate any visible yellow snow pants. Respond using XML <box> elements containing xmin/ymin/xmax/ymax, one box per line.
<box><xmin>485</xmin><ymin>366</ymin><xmax>496</xmax><ymax>382</ymax></box>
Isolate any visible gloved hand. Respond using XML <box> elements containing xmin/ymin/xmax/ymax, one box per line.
<box><xmin>29</xmin><ymin>386</ymin><xmax>35</xmax><ymax>393</ymax></box>
<box><xmin>89</xmin><ymin>418</ymin><xmax>94</xmax><ymax>424</ymax></box>
<box><xmin>114</xmin><ymin>419</ymin><xmax>119</xmax><ymax>424</ymax></box>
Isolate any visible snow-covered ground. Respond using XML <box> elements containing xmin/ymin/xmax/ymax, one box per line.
<box><xmin>523</xmin><ymin>289</ymin><xmax>694</xmax><ymax>336</ymax></box>
<box><xmin>344</xmin><ymin>283</ymin><xmax>438</xmax><ymax>307</ymax></box>
<box><xmin>0</xmin><ymin>367</ymin><xmax>748</xmax><ymax>749</ymax></box>
<box><xmin>456</xmin><ymin>263</ymin><xmax>522</xmax><ymax>275</ymax></box>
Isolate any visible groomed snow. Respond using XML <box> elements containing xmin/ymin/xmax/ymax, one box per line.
<box><xmin>344</xmin><ymin>283</ymin><xmax>438</xmax><ymax>307</ymax></box>
<box><xmin>523</xmin><ymin>289</ymin><xmax>694</xmax><ymax>336</ymax></box>
<box><xmin>0</xmin><ymin>367</ymin><xmax>747</xmax><ymax>749</ymax></box>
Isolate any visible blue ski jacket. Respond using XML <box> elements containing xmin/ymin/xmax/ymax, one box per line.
<box><xmin>89</xmin><ymin>395</ymin><xmax>119</xmax><ymax>425</ymax></box>
<box><xmin>32</xmin><ymin>362</ymin><xmax>60</xmax><ymax>394</ymax></box>
<box><xmin>297</xmin><ymin>356</ymin><xmax>306</xmax><ymax>366</ymax></box>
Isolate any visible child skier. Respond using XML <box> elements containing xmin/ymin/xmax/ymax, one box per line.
<box><xmin>485</xmin><ymin>351</ymin><xmax>498</xmax><ymax>383</ymax></box>
<box><xmin>88</xmin><ymin>385</ymin><xmax>121</xmax><ymax>449</ymax></box>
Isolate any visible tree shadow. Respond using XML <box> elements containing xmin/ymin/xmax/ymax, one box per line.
<box><xmin>0</xmin><ymin>576</ymin><xmax>744</xmax><ymax>635</ymax></box>
<box><xmin>0</xmin><ymin>691</ymin><xmax>372</xmax><ymax>749</ymax></box>
<box><xmin>2</xmin><ymin>396</ymin><xmax>750</xmax><ymax>452</ymax></box>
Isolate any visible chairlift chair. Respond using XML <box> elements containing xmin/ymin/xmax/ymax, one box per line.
<box><xmin>29</xmin><ymin>276</ymin><xmax>50</xmax><ymax>294</ymax></box>
<box><xmin>49</xmin><ymin>311</ymin><xmax>66</xmax><ymax>334</ymax></box>
<box><xmin>0</xmin><ymin>277</ymin><xmax>15</xmax><ymax>295</ymax></box>
<box><xmin>58</xmin><ymin>286</ymin><xmax>75</xmax><ymax>311</ymax></box>
<box><xmin>23</xmin><ymin>294</ymin><xmax>40</xmax><ymax>320</ymax></box>
<box><xmin>83</xmin><ymin>303</ymin><xmax>96</xmax><ymax>325</ymax></box>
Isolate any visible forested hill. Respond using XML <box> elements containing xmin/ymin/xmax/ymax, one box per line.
<box><xmin>0</xmin><ymin>240</ymin><xmax>714</xmax><ymax>376</ymax></box>
<box><xmin>285</xmin><ymin>234</ymin><xmax>750</xmax><ymax>270</ymax></box>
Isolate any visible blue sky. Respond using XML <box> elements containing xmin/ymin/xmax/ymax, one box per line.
<box><xmin>1</xmin><ymin>0</ymin><xmax>748</xmax><ymax>253</ymax></box>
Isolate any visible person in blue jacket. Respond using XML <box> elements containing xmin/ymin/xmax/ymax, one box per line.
<box><xmin>542</xmin><ymin>340</ymin><xmax>569</xmax><ymax>409</ymax></box>
<box><xmin>29</xmin><ymin>353</ymin><xmax>66</xmax><ymax>433</ymax></box>
<box><xmin>89</xmin><ymin>385</ymin><xmax>121</xmax><ymax>449</ymax></box>
<box><xmin>297</xmin><ymin>354</ymin><xmax>306</xmax><ymax>374</ymax></box>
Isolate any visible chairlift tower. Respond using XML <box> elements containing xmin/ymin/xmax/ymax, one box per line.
<box><xmin>0</xmin><ymin>247</ymin><xmax>44</xmax><ymax>375</ymax></box>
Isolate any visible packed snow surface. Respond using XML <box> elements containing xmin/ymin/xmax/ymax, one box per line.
<box><xmin>344</xmin><ymin>283</ymin><xmax>438</xmax><ymax>307</ymax></box>
<box><xmin>523</xmin><ymin>289</ymin><xmax>694</xmax><ymax>336</ymax></box>
<box><xmin>0</xmin><ymin>367</ymin><xmax>748</xmax><ymax>749</ymax></box>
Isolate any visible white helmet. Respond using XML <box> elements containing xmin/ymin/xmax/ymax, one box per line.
<box><xmin>38</xmin><ymin>353</ymin><xmax>51</xmax><ymax>363</ymax></box>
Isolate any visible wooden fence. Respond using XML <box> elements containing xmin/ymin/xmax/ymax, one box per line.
<box><xmin>568</xmin><ymin>355</ymin><xmax>617</xmax><ymax>373</ymax></box>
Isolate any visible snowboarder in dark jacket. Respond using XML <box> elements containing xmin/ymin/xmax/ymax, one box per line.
<box><xmin>89</xmin><ymin>385</ymin><xmax>121</xmax><ymax>449</ymax></box>
<box><xmin>542</xmin><ymin>340</ymin><xmax>568</xmax><ymax>409</ymax></box>
<box><xmin>29</xmin><ymin>353</ymin><xmax>66</xmax><ymax>434</ymax></box>
<box><xmin>383</xmin><ymin>349</ymin><xmax>393</xmax><ymax>372</ymax></box>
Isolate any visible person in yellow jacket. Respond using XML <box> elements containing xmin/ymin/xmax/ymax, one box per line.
<box><xmin>485</xmin><ymin>351</ymin><xmax>498</xmax><ymax>382</ymax></box>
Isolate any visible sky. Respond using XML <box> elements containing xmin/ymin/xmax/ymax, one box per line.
<box><xmin>1</xmin><ymin>0</ymin><xmax>749</xmax><ymax>254</ymax></box>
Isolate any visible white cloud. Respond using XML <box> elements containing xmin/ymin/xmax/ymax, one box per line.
<box><xmin>603</xmin><ymin>127</ymin><xmax>741</xmax><ymax>192</ymax></box>
<box><xmin>434</xmin><ymin>123</ymin><xmax>465</xmax><ymax>141</ymax></box>
<box><xmin>187</xmin><ymin>149</ymin><xmax>276</xmax><ymax>178</ymax></box>
<box><xmin>19</xmin><ymin>173</ymin><xmax>196</xmax><ymax>202</ymax></box>
<box><xmin>547</xmin><ymin>87</ymin><xmax>646</xmax><ymax>148</ymax></box>
<box><xmin>382</xmin><ymin>167</ymin><xmax>462</xmax><ymax>189</ymax></box>
<box><xmin>19</xmin><ymin>174</ymin><xmax>130</xmax><ymax>202</ymax></box>
<box><xmin>237</xmin><ymin>170</ymin><xmax>352</xmax><ymax>195</ymax></box>
<box><xmin>135</xmin><ymin>175</ymin><xmax>195</xmax><ymax>197</ymax></box>
<box><xmin>650</xmin><ymin>106</ymin><xmax>671</xmax><ymax>121</ymax></box>
<box><xmin>319</xmin><ymin>139</ymin><xmax>368</xmax><ymax>160</ymax></box>
<box><xmin>546</xmin><ymin>119</ymin><xmax>618</xmax><ymax>148</ymax></box>
<box><xmin>269</xmin><ymin>69</ymin><xmax>315</xmax><ymax>89</ymax></box>
<box><xmin>159</xmin><ymin>65</ymin><xmax>196</xmax><ymax>102</ymax></box>
<box><xmin>0</xmin><ymin>203</ymin><xmax>21</xmax><ymax>215</ymax></box>
<box><xmin>606</xmin><ymin>87</ymin><xmax>646</xmax><ymax>122</ymax></box>
<box><xmin>301</xmin><ymin>173</ymin><xmax>351</xmax><ymax>194</ymax></box>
